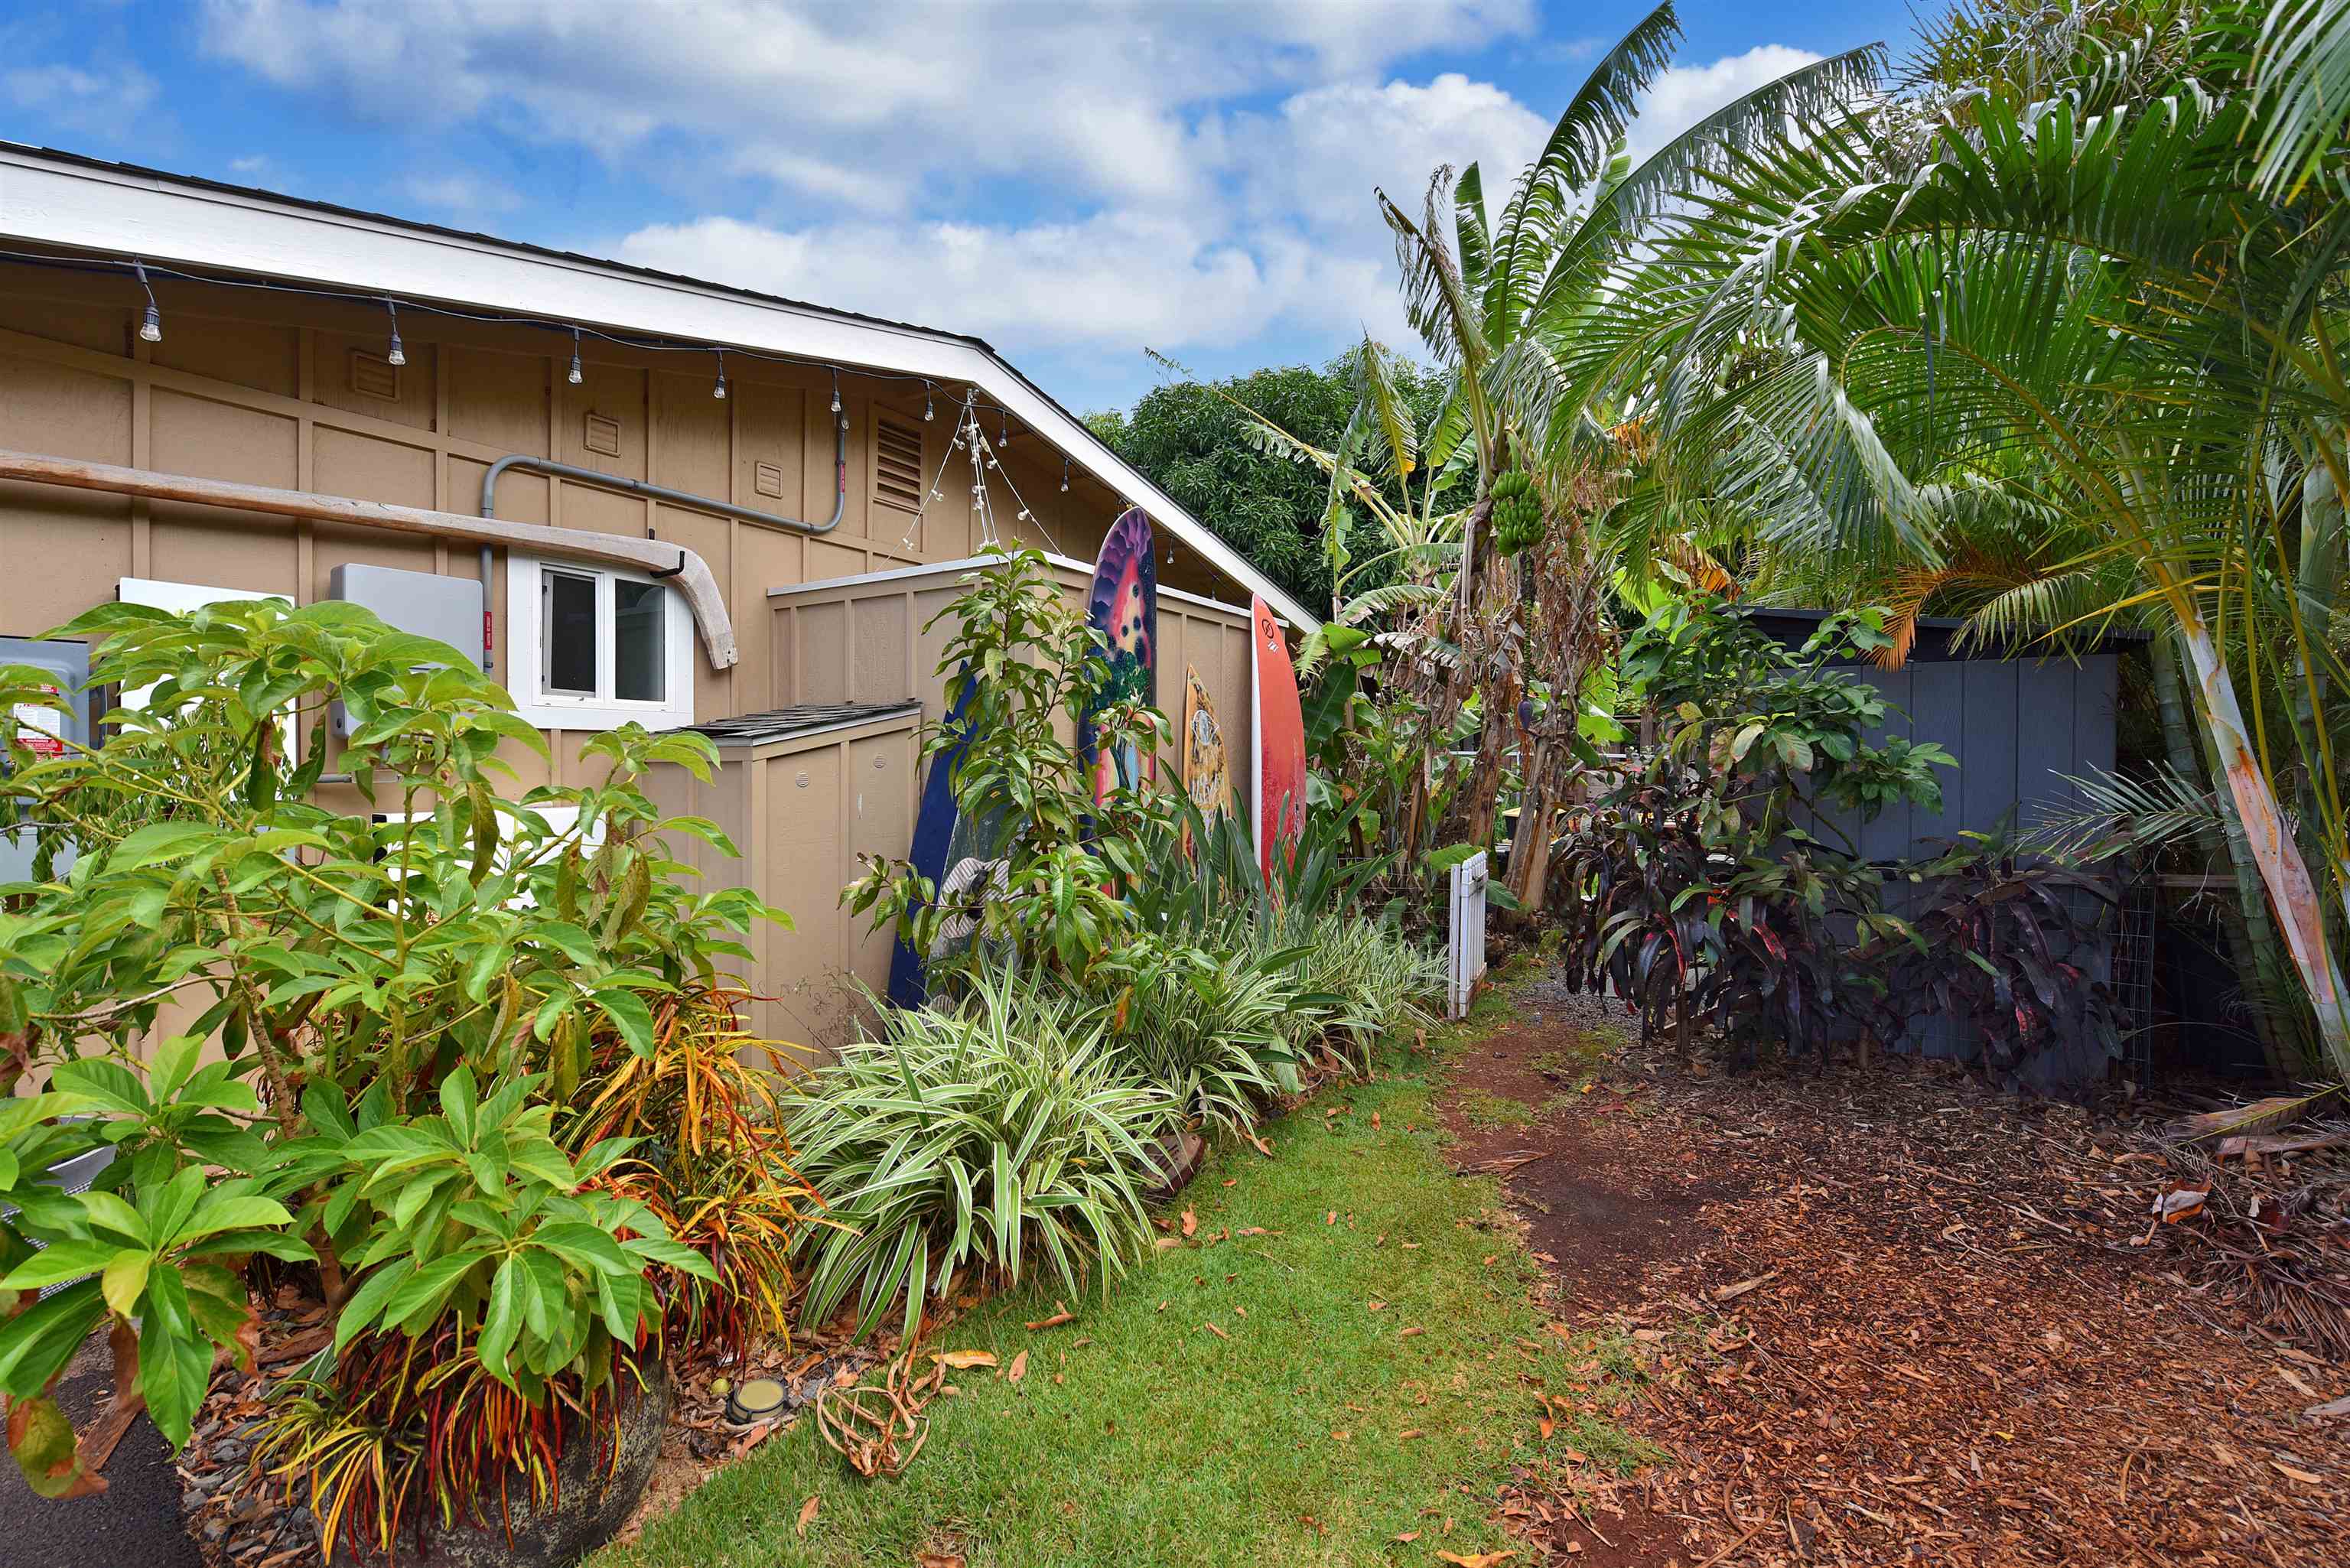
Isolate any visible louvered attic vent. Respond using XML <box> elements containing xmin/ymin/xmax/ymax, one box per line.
<box><xmin>874</xmin><ymin>415</ymin><xmax>924</xmax><ymax>513</ymax></box>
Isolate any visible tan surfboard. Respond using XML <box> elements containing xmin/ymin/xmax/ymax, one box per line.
<box><xmin>1180</xmin><ymin>664</ymin><xmax>1232</xmax><ymax>827</ymax></box>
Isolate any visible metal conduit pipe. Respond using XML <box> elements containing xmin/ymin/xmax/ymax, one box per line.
<box><xmin>480</xmin><ymin>412</ymin><xmax>849</xmax><ymax>535</ymax></box>
<box><xmin>477</xmin><ymin>413</ymin><xmax>845</xmax><ymax>678</ymax></box>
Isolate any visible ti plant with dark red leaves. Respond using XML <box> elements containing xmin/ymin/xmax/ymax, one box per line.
<box><xmin>1866</xmin><ymin>829</ymin><xmax>2121</xmax><ymax>1089</ymax></box>
<box><xmin>1552</xmin><ymin>747</ymin><xmax>1889</xmax><ymax>1065</ymax></box>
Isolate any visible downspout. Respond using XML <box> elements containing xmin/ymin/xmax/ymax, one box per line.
<box><xmin>477</xmin><ymin>411</ymin><xmax>846</xmax><ymax>676</ymax></box>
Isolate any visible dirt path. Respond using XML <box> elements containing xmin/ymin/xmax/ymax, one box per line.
<box><xmin>1437</xmin><ymin>974</ymin><xmax>2345</xmax><ymax>1567</ymax></box>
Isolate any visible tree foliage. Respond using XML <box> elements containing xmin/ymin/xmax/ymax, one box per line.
<box><xmin>1088</xmin><ymin>356</ymin><xmax>1449</xmax><ymax>613</ymax></box>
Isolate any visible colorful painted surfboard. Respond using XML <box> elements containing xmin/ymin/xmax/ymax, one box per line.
<box><xmin>1080</xmin><ymin>507</ymin><xmax>1157</xmax><ymax>802</ymax></box>
<box><xmin>1250</xmin><ymin>595</ymin><xmax>1307</xmax><ymax>884</ymax></box>
<box><xmin>1180</xmin><ymin>663</ymin><xmax>1231</xmax><ymax>827</ymax></box>
<box><xmin>887</xmin><ymin>672</ymin><xmax>1007</xmax><ymax>1008</ymax></box>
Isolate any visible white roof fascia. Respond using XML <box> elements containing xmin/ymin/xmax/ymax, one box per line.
<box><xmin>768</xmin><ymin>552</ymin><xmax>1255</xmax><ymax>621</ymax></box>
<box><xmin>0</xmin><ymin>148</ymin><xmax>1319</xmax><ymax>631</ymax></box>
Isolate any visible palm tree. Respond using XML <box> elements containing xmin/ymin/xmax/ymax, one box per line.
<box><xmin>1607</xmin><ymin>5</ymin><xmax>2350</xmax><ymax>1077</ymax></box>
<box><xmin>1368</xmin><ymin>2</ymin><xmax>1882</xmax><ymax>883</ymax></box>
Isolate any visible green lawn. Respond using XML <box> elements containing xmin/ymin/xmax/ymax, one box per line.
<box><xmin>601</xmin><ymin>1004</ymin><xmax>1626</xmax><ymax>1568</ymax></box>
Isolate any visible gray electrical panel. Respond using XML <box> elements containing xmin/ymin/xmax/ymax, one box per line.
<box><xmin>327</xmin><ymin>564</ymin><xmax>485</xmax><ymax>736</ymax></box>
<box><xmin>327</xmin><ymin>564</ymin><xmax>484</xmax><ymax>665</ymax></box>
<box><xmin>2</xmin><ymin>634</ymin><xmax>91</xmax><ymax>885</ymax></box>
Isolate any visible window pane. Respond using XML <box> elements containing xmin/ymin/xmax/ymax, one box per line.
<box><xmin>614</xmin><ymin>580</ymin><xmax>666</xmax><ymax>703</ymax></box>
<box><xmin>542</xmin><ymin>570</ymin><xmax>598</xmax><ymax>695</ymax></box>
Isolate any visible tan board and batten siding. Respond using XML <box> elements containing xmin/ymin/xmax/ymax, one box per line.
<box><xmin>0</xmin><ymin>259</ymin><xmax>1262</xmax><ymax>1054</ymax></box>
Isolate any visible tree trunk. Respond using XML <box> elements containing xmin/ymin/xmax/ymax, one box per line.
<box><xmin>2176</xmin><ymin>611</ymin><xmax>2350</xmax><ymax>1082</ymax></box>
<box><xmin>2153</xmin><ymin>631</ymin><xmax>2303</xmax><ymax>1075</ymax></box>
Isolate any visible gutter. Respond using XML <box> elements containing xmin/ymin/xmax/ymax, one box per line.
<box><xmin>0</xmin><ymin>449</ymin><xmax>740</xmax><ymax>670</ymax></box>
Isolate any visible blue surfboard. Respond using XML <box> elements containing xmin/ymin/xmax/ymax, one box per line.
<box><xmin>888</xmin><ymin>672</ymin><xmax>977</xmax><ymax>1009</ymax></box>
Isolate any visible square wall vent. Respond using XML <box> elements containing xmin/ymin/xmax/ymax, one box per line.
<box><xmin>753</xmin><ymin>461</ymin><xmax>786</xmax><ymax>499</ymax></box>
<box><xmin>583</xmin><ymin>412</ymin><xmax>623</xmax><ymax>456</ymax></box>
<box><xmin>349</xmin><ymin>350</ymin><xmax>400</xmax><ymax>401</ymax></box>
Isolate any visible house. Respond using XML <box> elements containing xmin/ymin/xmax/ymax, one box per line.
<box><xmin>0</xmin><ymin>144</ymin><xmax>1315</xmax><ymax>1049</ymax></box>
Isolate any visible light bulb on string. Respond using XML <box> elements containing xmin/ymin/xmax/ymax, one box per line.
<box><xmin>133</xmin><ymin>261</ymin><xmax>161</xmax><ymax>343</ymax></box>
<box><xmin>711</xmin><ymin>350</ymin><xmax>727</xmax><ymax>400</ymax></box>
<box><xmin>384</xmin><ymin>300</ymin><xmax>405</xmax><ymax>367</ymax></box>
<box><xmin>1059</xmin><ymin>457</ymin><xmax>1069</xmax><ymax>493</ymax></box>
<box><xmin>923</xmin><ymin>381</ymin><xmax>935</xmax><ymax>421</ymax></box>
<box><xmin>568</xmin><ymin>327</ymin><xmax>584</xmax><ymax>385</ymax></box>
<box><xmin>829</xmin><ymin>369</ymin><xmax>841</xmax><ymax>416</ymax></box>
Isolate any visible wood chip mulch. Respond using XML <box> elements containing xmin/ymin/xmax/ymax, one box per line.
<box><xmin>1450</xmin><ymin>981</ymin><xmax>2348</xmax><ymax>1567</ymax></box>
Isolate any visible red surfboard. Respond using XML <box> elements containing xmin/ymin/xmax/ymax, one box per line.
<box><xmin>1249</xmin><ymin>596</ymin><xmax>1306</xmax><ymax>885</ymax></box>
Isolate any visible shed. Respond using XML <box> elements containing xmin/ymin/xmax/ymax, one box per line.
<box><xmin>1742</xmin><ymin>608</ymin><xmax>2149</xmax><ymax>1088</ymax></box>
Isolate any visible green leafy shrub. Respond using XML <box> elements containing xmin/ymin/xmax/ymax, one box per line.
<box><xmin>1085</xmin><ymin>934</ymin><xmax>1297</xmax><ymax>1134</ymax></box>
<box><xmin>845</xmin><ymin>545</ymin><xmax>1169</xmax><ymax>988</ymax></box>
<box><xmin>0</xmin><ymin>597</ymin><xmax>807</xmax><ymax>1521</ymax></box>
<box><xmin>784</xmin><ymin>973</ymin><xmax>1177</xmax><ymax>1343</ymax></box>
<box><xmin>1271</xmin><ymin>910</ymin><xmax>1446</xmax><ymax>1073</ymax></box>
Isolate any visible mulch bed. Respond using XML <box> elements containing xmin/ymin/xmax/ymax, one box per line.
<box><xmin>1441</xmin><ymin>975</ymin><xmax>2349</xmax><ymax>1567</ymax></box>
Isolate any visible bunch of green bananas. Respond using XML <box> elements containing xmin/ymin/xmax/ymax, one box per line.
<box><xmin>1490</xmin><ymin>470</ymin><xmax>1544</xmax><ymax>555</ymax></box>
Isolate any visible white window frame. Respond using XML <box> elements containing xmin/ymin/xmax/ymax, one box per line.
<box><xmin>503</xmin><ymin>554</ymin><xmax>694</xmax><ymax>731</ymax></box>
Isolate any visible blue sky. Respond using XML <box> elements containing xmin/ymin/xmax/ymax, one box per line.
<box><xmin>2</xmin><ymin>2</ymin><xmax>1895</xmax><ymax>414</ymax></box>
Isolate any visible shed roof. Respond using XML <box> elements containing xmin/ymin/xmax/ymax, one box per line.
<box><xmin>1736</xmin><ymin>606</ymin><xmax>2149</xmax><ymax>664</ymax></box>
<box><xmin>0</xmin><ymin>142</ymin><xmax>1319</xmax><ymax>633</ymax></box>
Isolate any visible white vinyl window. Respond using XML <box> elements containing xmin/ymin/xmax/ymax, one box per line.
<box><xmin>504</xmin><ymin>555</ymin><xmax>693</xmax><ymax>731</ymax></box>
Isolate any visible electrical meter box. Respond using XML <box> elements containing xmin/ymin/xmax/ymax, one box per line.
<box><xmin>327</xmin><ymin>564</ymin><xmax>485</xmax><ymax>735</ymax></box>
<box><xmin>2</xmin><ymin>634</ymin><xmax>91</xmax><ymax>884</ymax></box>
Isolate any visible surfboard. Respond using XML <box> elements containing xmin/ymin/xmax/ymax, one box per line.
<box><xmin>1080</xmin><ymin>507</ymin><xmax>1157</xmax><ymax>803</ymax></box>
<box><xmin>1250</xmin><ymin>596</ymin><xmax>1306</xmax><ymax>885</ymax></box>
<box><xmin>887</xmin><ymin>671</ymin><xmax>1007</xmax><ymax>1008</ymax></box>
<box><xmin>1180</xmin><ymin>664</ymin><xmax>1231</xmax><ymax>825</ymax></box>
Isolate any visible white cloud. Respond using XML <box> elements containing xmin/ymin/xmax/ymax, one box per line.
<box><xmin>1219</xmin><ymin>73</ymin><xmax>1551</xmax><ymax>238</ymax></box>
<box><xmin>1</xmin><ymin>60</ymin><xmax>157</xmax><ymax>137</ymax></box>
<box><xmin>1624</xmin><ymin>44</ymin><xmax>1825</xmax><ymax>165</ymax></box>
<box><xmin>399</xmin><ymin>171</ymin><xmax>522</xmax><ymax>214</ymax></box>
<box><xmin>617</xmin><ymin>211</ymin><xmax>1372</xmax><ymax>353</ymax></box>
<box><xmin>198</xmin><ymin>0</ymin><xmax>1537</xmax><ymax>212</ymax></box>
<box><xmin>179</xmin><ymin>6</ymin><xmax>1825</xmax><ymax>395</ymax></box>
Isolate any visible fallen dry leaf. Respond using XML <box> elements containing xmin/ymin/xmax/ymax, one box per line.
<box><xmin>1326</xmin><ymin>1211</ymin><xmax>1339</xmax><ymax>1225</ymax></box>
<box><xmin>1181</xmin><ymin>1208</ymin><xmax>1198</xmax><ymax>1238</ymax></box>
<box><xmin>1007</xmin><ymin>1350</ymin><xmax>1028</xmax><ymax>1384</ymax></box>
<box><xmin>1394</xmin><ymin>1531</ymin><xmax>1421</xmax><ymax>1544</ymax></box>
<box><xmin>931</xmin><ymin>1350</ymin><xmax>998</xmax><ymax>1370</ymax></box>
<box><xmin>1399</xmin><ymin>1428</ymin><xmax>1424</xmax><ymax>1440</ymax></box>
<box><xmin>1368</xmin><ymin>1300</ymin><xmax>1388</xmax><ymax>1311</ymax></box>
<box><xmin>2153</xmin><ymin>1184</ymin><xmax>2210</xmax><ymax>1223</ymax></box>
<box><xmin>913</xmin><ymin>1554</ymin><xmax>965</xmax><ymax>1568</ymax></box>
<box><xmin>1203</xmin><ymin>1322</ymin><xmax>1230</xmax><ymax>1340</ymax></box>
<box><xmin>796</xmin><ymin>1494</ymin><xmax>819</xmax><ymax>1538</ymax></box>
<box><xmin>1024</xmin><ymin>1304</ymin><xmax>1076</xmax><ymax>1331</ymax></box>
<box><xmin>1437</xmin><ymin>1552</ymin><xmax>1515</xmax><ymax>1567</ymax></box>
<box><xmin>2273</xmin><ymin>1461</ymin><xmax>2325</xmax><ymax>1484</ymax></box>
<box><xmin>1400</xmin><ymin>1326</ymin><xmax>1425</xmax><ymax>1339</ymax></box>
<box><xmin>1154</xmin><ymin>1237</ymin><xmax>1184</xmax><ymax>1251</ymax></box>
